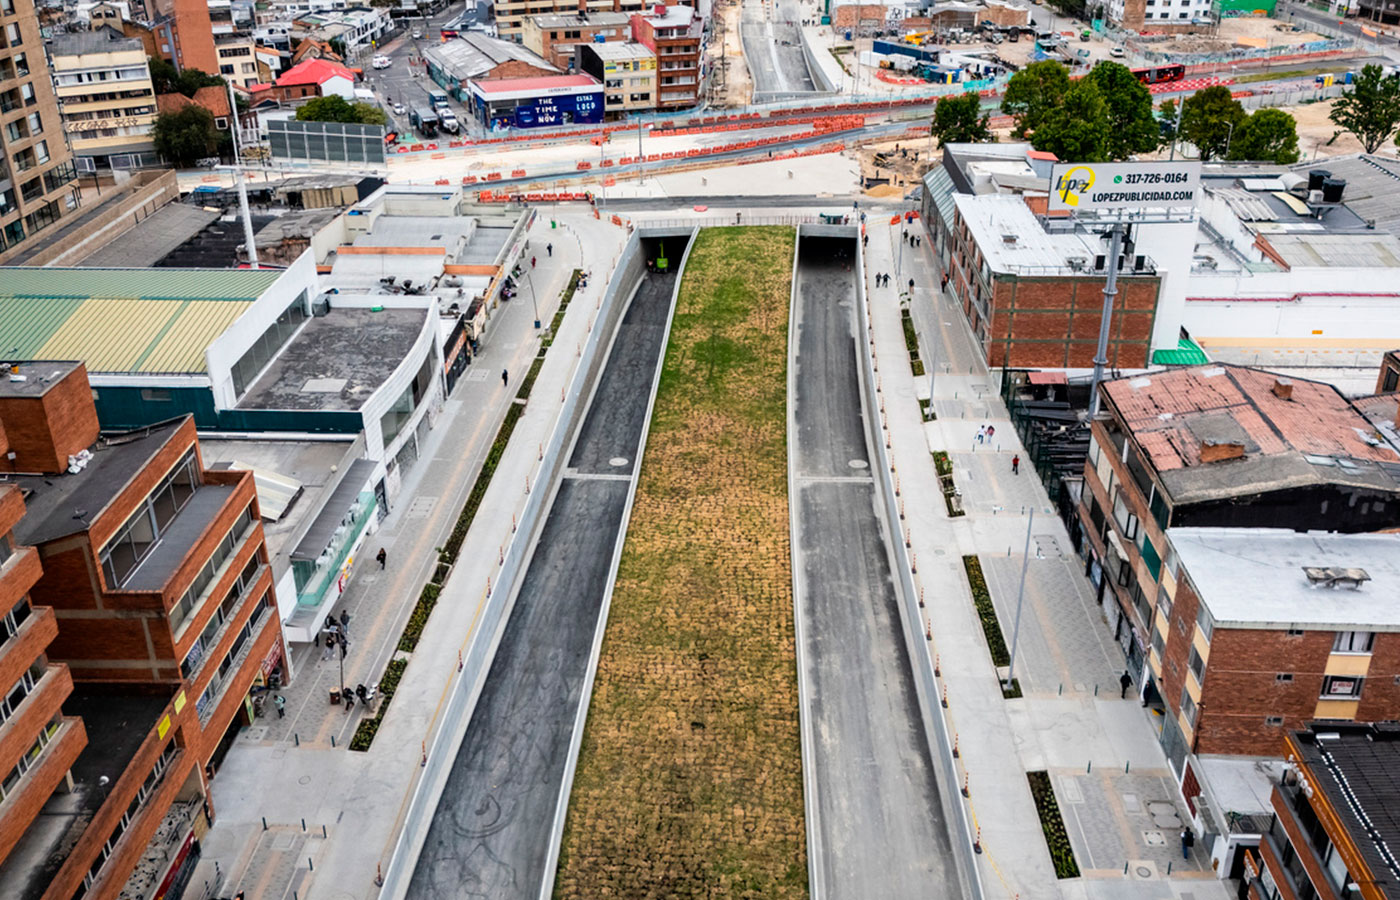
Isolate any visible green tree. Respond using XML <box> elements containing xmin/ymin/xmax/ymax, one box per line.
<box><xmin>1226</xmin><ymin>109</ymin><xmax>1300</xmax><ymax>163</ymax></box>
<box><xmin>152</xmin><ymin>105</ymin><xmax>222</xmax><ymax>166</ymax></box>
<box><xmin>1085</xmin><ymin>61</ymin><xmax>1158</xmax><ymax>159</ymax></box>
<box><xmin>1328</xmin><ymin>63</ymin><xmax>1400</xmax><ymax>153</ymax></box>
<box><xmin>1157</xmin><ymin>98</ymin><xmax>1180</xmax><ymax>149</ymax></box>
<box><xmin>350</xmin><ymin>101</ymin><xmax>388</xmax><ymax>126</ymax></box>
<box><xmin>1179</xmin><ymin>85</ymin><xmax>1247</xmax><ymax>161</ymax></box>
<box><xmin>1002</xmin><ymin>60</ymin><xmax>1071</xmax><ymax>139</ymax></box>
<box><xmin>295</xmin><ymin>95</ymin><xmax>388</xmax><ymax>125</ymax></box>
<box><xmin>929</xmin><ymin>91</ymin><xmax>993</xmax><ymax>148</ymax></box>
<box><xmin>149</xmin><ymin>56</ymin><xmax>225</xmax><ymax>97</ymax></box>
<box><xmin>296</xmin><ymin>95</ymin><xmax>359</xmax><ymax>123</ymax></box>
<box><xmin>1030</xmin><ymin>77</ymin><xmax>1112</xmax><ymax>163</ymax></box>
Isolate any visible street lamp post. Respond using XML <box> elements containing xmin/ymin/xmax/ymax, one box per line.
<box><xmin>525</xmin><ymin>270</ymin><xmax>540</xmax><ymax>329</ymax></box>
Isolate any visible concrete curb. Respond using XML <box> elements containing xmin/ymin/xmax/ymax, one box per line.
<box><xmin>787</xmin><ymin>227</ymin><xmax>825</xmax><ymax>900</ymax></box>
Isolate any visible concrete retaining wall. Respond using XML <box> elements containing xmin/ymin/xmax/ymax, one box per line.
<box><xmin>379</xmin><ymin>227</ymin><xmax>653</xmax><ymax>900</ymax></box>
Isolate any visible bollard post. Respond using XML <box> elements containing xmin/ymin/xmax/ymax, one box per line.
<box><xmin>1126</xmin><ymin>760</ymin><xmax>1131</xmax><ymax>774</ymax></box>
<box><xmin>905</xmin><ymin>527</ymin><xmax>912</xmax><ymax>548</ymax></box>
<box><xmin>524</xmin><ymin>475</ymin><xmax>531</xmax><ymax>495</ymax></box>
<box><xmin>309</xmin><ymin>857</ymin><xmax>314</xmax><ymax>872</ymax></box>
<box><xmin>1124</xmin><ymin>861</ymin><xmax>1129</xmax><ymax>876</ymax></box>
<box><xmin>919</xmin><ymin>585</ymin><xmax>925</xmax><ymax>608</ymax></box>
<box><xmin>512</xmin><ymin>514</ymin><xmax>517</xmax><ymax>533</ymax></box>
<box><xmin>1087</xmin><ymin>760</ymin><xmax>1093</xmax><ymax>774</ymax></box>
<box><xmin>961</xmin><ymin>772</ymin><xmax>970</xmax><ymax>797</ymax></box>
<box><xmin>899</xmin><ymin>499</ymin><xmax>905</xmax><ymax>520</ymax></box>
<box><xmin>486</xmin><ymin>575</ymin><xmax>492</xmax><ymax>595</ymax></box>
<box><xmin>911</xmin><ymin>553</ymin><xmax>917</xmax><ymax>573</ymax></box>
<box><xmin>421</xmin><ymin>741</ymin><xmax>427</xmax><ymax>767</ymax></box>
<box><xmin>458</xmin><ymin>649</ymin><xmax>464</xmax><ymax>672</ymax></box>
<box><xmin>330</xmin><ymin>735</ymin><xmax>335</xmax><ymax>748</ymax></box>
<box><xmin>1094</xmin><ymin>684</ymin><xmax>1099</xmax><ymax>697</ymax></box>
<box><xmin>926</xmin><ymin>620</ymin><xmax>933</xmax><ymax>641</ymax></box>
<box><xmin>1059</xmin><ymin>683</ymin><xmax>1063</xmax><ymax>695</ymax></box>
<box><xmin>952</xmin><ymin>732</ymin><xmax>959</xmax><ymax>757</ymax></box>
<box><xmin>934</xmin><ymin>654</ymin><xmax>940</xmax><ymax>676</ymax></box>
<box><xmin>376</xmin><ymin>863</ymin><xmax>385</xmax><ymax>887</ymax></box>
<box><xmin>973</xmin><ymin>825</ymin><xmax>982</xmax><ymax>854</ymax></box>
<box><xmin>940</xmin><ymin>684</ymin><xmax>948</xmax><ymax>708</ymax></box>
<box><xmin>499</xmin><ymin>544</ymin><xmax>504</xmax><ymax>565</ymax></box>
<box><xmin>262</xmin><ymin>817</ymin><xmax>268</xmax><ymax>831</ymax></box>
<box><xmin>895</xmin><ymin>476</ymin><xmax>900</xmax><ymax>497</ymax></box>
<box><xmin>322</xmin><ymin>824</ymin><xmax>327</xmax><ymax>838</ymax></box>
<box><xmin>294</xmin><ymin>733</ymin><xmax>299</xmax><ymax>747</ymax></box>
<box><xmin>1167</xmin><ymin>861</ymin><xmax>1173</xmax><ymax>875</ymax></box>
<box><xmin>538</xmin><ymin>443</ymin><xmax>543</xmax><ymax>461</ymax></box>
<box><xmin>301</xmin><ymin>818</ymin><xmax>306</xmax><ymax>832</ymax></box>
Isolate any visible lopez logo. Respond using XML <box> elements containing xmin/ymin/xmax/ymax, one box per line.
<box><xmin>1054</xmin><ymin>166</ymin><xmax>1096</xmax><ymax>207</ymax></box>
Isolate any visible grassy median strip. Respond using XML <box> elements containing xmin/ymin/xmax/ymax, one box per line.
<box><xmin>1028</xmin><ymin>771</ymin><xmax>1080</xmax><ymax>878</ymax></box>
<box><xmin>555</xmin><ymin>227</ymin><xmax>807</xmax><ymax>898</ymax></box>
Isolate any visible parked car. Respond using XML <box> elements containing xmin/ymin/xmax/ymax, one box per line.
<box><xmin>393</xmin><ymin>102</ymin><xmax>406</xmax><ymax>115</ymax></box>
<box><xmin>439</xmin><ymin>110</ymin><xmax>460</xmax><ymax>133</ymax></box>
<box><xmin>1110</xmin><ymin>45</ymin><xmax>1125</xmax><ymax>57</ymax></box>
<box><xmin>411</xmin><ymin>27</ymin><xmax>423</xmax><ymax>38</ymax></box>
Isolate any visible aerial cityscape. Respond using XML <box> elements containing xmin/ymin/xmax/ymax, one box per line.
<box><xmin>0</xmin><ymin>0</ymin><xmax>1397</xmax><ymax>896</ymax></box>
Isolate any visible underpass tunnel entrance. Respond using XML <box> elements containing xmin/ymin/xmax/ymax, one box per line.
<box><xmin>641</xmin><ymin>234</ymin><xmax>690</xmax><ymax>274</ymax></box>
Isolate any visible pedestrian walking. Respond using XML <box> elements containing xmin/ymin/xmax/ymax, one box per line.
<box><xmin>976</xmin><ymin>425</ymin><xmax>986</xmax><ymax>445</ymax></box>
<box><xmin>1012</xmin><ymin>454</ymin><xmax>1020</xmax><ymax>475</ymax></box>
<box><xmin>376</xmin><ymin>547</ymin><xmax>387</xmax><ymax>569</ymax></box>
<box><xmin>1119</xmin><ymin>669</ymin><xmax>1132</xmax><ymax>699</ymax></box>
<box><xmin>339</xmin><ymin>609</ymin><xmax>350</xmax><ymax>637</ymax></box>
<box><xmin>916</xmin><ymin>235</ymin><xmax>922</xmax><ymax>247</ymax></box>
<box><xmin>862</xmin><ymin>233</ymin><xmax>868</xmax><ymax>248</ymax></box>
<box><xmin>908</xmin><ymin>277</ymin><xmax>914</xmax><ymax>293</ymax></box>
<box><xmin>987</xmin><ymin>425</ymin><xmax>996</xmax><ymax>441</ymax></box>
<box><xmin>530</xmin><ymin>255</ymin><xmax>537</xmax><ymax>268</ymax></box>
<box><xmin>941</xmin><ymin>273</ymin><xmax>949</xmax><ymax>292</ymax></box>
<box><xmin>546</xmin><ymin>242</ymin><xmax>553</xmax><ymax>257</ymax></box>
<box><xmin>902</xmin><ymin>228</ymin><xmax>908</xmax><ymax>242</ymax></box>
<box><xmin>502</xmin><ymin>368</ymin><xmax>509</xmax><ymax>387</ymax></box>
<box><xmin>321</xmin><ymin>633</ymin><xmax>334</xmax><ymax>661</ymax></box>
<box><xmin>274</xmin><ymin>695</ymin><xmax>286</xmax><ymax>718</ymax></box>
<box><xmin>1181</xmin><ymin>828</ymin><xmax>1195</xmax><ymax>860</ymax></box>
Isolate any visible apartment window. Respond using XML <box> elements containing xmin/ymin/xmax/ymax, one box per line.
<box><xmin>168</xmin><ymin>505</ymin><xmax>257</xmax><ymax>634</ymax></box>
<box><xmin>4</xmin><ymin>22</ymin><xmax>18</xmax><ymax>45</ymax></box>
<box><xmin>1187</xmin><ymin>645</ymin><xmax>1205</xmax><ymax>685</ymax></box>
<box><xmin>0</xmin><ymin>715</ymin><xmax>61</xmax><ymax>803</ymax></box>
<box><xmin>220</xmin><ymin>65</ymin><xmax>235</xmax><ymax>75</ymax></box>
<box><xmin>1265</xmin><ymin>715</ymin><xmax>1284</xmax><ymax>727</ymax></box>
<box><xmin>1</xmin><ymin>0</ymin><xmax>14</xmax><ymax>16</ymax></box>
<box><xmin>18</xmin><ymin>177</ymin><xmax>40</xmax><ymax>202</ymax></box>
<box><xmin>33</xmin><ymin>139</ymin><xmax>47</xmax><ymax>164</ymax></box>
<box><xmin>1287</xmin><ymin>627</ymin><xmax>1305</xmax><ymax>637</ymax></box>
<box><xmin>1179</xmin><ymin>687</ymin><xmax>1198</xmax><ymax>726</ymax></box>
<box><xmin>24</xmin><ymin>110</ymin><xmax>39</xmax><ymax>134</ymax></box>
<box><xmin>1277</xmin><ymin>672</ymin><xmax>1294</xmax><ymax>683</ymax></box>
<box><xmin>4</xmin><ymin>119</ymin><xmax>22</xmax><ymax>142</ymax></box>
<box><xmin>1150</xmin><ymin>625</ymin><xmax>1166</xmax><ymax>660</ymax></box>
<box><xmin>1195</xmin><ymin>602</ymin><xmax>1214</xmax><ymax>642</ymax></box>
<box><xmin>12</xmin><ymin>51</ymin><xmax>25</xmax><ymax>76</ymax></box>
<box><xmin>99</xmin><ymin>450</ymin><xmax>202</xmax><ymax>588</ymax></box>
<box><xmin>1</xmin><ymin>218</ymin><xmax>22</xmax><ymax>248</ymax></box>
<box><xmin>1156</xmin><ymin>584</ymin><xmax>1172</xmax><ymax>622</ymax></box>
<box><xmin>1332</xmin><ymin>630</ymin><xmax>1374</xmax><ymax>653</ymax></box>
<box><xmin>1321</xmin><ymin>675</ymin><xmax>1363</xmax><ymax>698</ymax></box>
<box><xmin>0</xmin><ymin>660</ymin><xmax>43</xmax><ymax>727</ymax></box>
<box><xmin>1111</xmin><ymin>487</ymin><xmax>1140</xmax><ymax>541</ymax></box>
<box><xmin>180</xmin><ymin>554</ymin><xmax>261</xmax><ymax>679</ymax></box>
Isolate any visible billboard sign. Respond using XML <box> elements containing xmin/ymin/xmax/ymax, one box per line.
<box><xmin>1048</xmin><ymin>161</ymin><xmax>1201</xmax><ymax>212</ymax></box>
<box><xmin>269</xmin><ymin>119</ymin><xmax>387</xmax><ymax>166</ymax></box>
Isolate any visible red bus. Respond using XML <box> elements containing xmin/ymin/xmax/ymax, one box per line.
<box><xmin>1131</xmin><ymin>63</ymin><xmax>1186</xmax><ymax>85</ymax></box>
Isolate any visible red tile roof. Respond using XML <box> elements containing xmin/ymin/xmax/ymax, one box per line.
<box><xmin>277</xmin><ymin>58</ymin><xmax>355</xmax><ymax>87</ymax></box>
<box><xmin>1103</xmin><ymin>364</ymin><xmax>1400</xmax><ymax>502</ymax></box>
<box><xmin>155</xmin><ymin>86</ymin><xmax>231</xmax><ymax>119</ymax></box>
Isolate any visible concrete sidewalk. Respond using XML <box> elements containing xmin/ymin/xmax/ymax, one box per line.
<box><xmin>862</xmin><ymin>221</ymin><xmax>1230</xmax><ymax>900</ymax></box>
<box><xmin>197</xmin><ymin>213</ymin><xmax>630</xmax><ymax>900</ymax></box>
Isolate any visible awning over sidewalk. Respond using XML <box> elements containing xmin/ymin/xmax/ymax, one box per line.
<box><xmin>291</xmin><ymin>458</ymin><xmax>376</xmax><ymax>562</ymax></box>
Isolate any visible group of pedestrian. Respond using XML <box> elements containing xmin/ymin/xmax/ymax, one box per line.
<box><xmin>975</xmin><ymin>424</ymin><xmax>996</xmax><ymax>445</ymax></box>
<box><xmin>319</xmin><ymin>610</ymin><xmax>352</xmax><ymax>661</ymax></box>
<box><xmin>874</xmin><ymin>272</ymin><xmax>890</xmax><ymax>288</ymax></box>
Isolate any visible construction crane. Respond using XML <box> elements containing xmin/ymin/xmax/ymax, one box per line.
<box><xmin>902</xmin><ymin>30</ymin><xmax>936</xmax><ymax>46</ymax></box>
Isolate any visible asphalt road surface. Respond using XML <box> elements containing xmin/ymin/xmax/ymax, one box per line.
<box><xmin>790</xmin><ymin>235</ymin><xmax>958</xmax><ymax>899</ymax></box>
<box><xmin>741</xmin><ymin>0</ymin><xmax>821</xmax><ymax>97</ymax></box>
<box><xmin>404</xmin><ymin>259</ymin><xmax>679</xmax><ymax>900</ymax></box>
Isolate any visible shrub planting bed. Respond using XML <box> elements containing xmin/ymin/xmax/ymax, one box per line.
<box><xmin>1027</xmin><ymin>771</ymin><xmax>1080</xmax><ymax>878</ymax></box>
<box><xmin>962</xmin><ymin>555</ymin><xmax>1010</xmax><ymax>667</ymax></box>
<box><xmin>556</xmin><ymin>227</ymin><xmax>807</xmax><ymax>898</ymax></box>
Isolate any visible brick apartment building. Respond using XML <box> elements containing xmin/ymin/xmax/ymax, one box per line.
<box><xmin>1379</xmin><ymin>350</ymin><xmax>1399</xmax><ymax>395</ymax></box>
<box><xmin>946</xmin><ymin>192</ymin><xmax>1162</xmax><ymax>368</ymax></box>
<box><xmin>1077</xmin><ymin>365</ymin><xmax>1400</xmax><ymax>703</ymax></box>
<box><xmin>0</xmin><ymin>361</ymin><xmax>286</xmax><ymax>900</ymax></box>
<box><xmin>630</xmin><ymin>3</ymin><xmax>702</xmax><ymax>111</ymax></box>
<box><xmin>0</xmin><ymin>0</ymin><xmax>83</xmax><ymax>263</ymax></box>
<box><xmin>522</xmin><ymin>11</ymin><xmax>630</xmax><ymax>70</ymax></box>
<box><xmin>1251</xmin><ymin>723</ymin><xmax>1400</xmax><ymax>900</ymax></box>
<box><xmin>493</xmin><ymin>0</ymin><xmax>644</xmax><ymax>43</ymax></box>
<box><xmin>0</xmin><ymin>406</ymin><xmax>87</xmax><ymax>869</ymax></box>
<box><xmin>149</xmin><ymin>0</ymin><xmax>219</xmax><ymax>74</ymax></box>
<box><xmin>1151</xmin><ymin>528</ymin><xmax>1400</xmax><ymax>767</ymax></box>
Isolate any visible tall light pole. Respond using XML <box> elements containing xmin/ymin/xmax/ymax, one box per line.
<box><xmin>1004</xmin><ymin>506</ymin><xmax>1034</xmax><ymax>693</ymax></box>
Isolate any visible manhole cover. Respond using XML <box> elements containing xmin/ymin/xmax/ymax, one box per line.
<box><xmin>299</xmin><ymin>775</ymin><xmax>312</xmax><ymax>786</ymax></box>
<box><xmin>609</xmin><ymin>457</ymin><xmax>629</xmax><ymax>467</ymax></box>
<box><xmin>1135</xmin><ymin>865</ymin><xmax>1155</xmax><ymax>879</ymax></box>
<box><xmin>849</xmin><ymin>459</ymin><xmax>868</xmax><ymax>469</ymax></box>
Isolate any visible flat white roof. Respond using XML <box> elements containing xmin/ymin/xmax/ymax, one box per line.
<box><xmin>952</xmin><ymin>193</ymin><xmax>1103</xmax><ymax>275</ymax></box>
<box><xmin>1169</xmin><ymin>528</ymin><xmax>1400</xmax><ymax>630</ymax></box>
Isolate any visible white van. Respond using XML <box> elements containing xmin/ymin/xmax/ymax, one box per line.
<box><xmin>439</xmin><ymin>110</ymin><xmax>460</xmax><ymax>133</ymax></box>
<box><xmin>372</xmin><ymin>55</ymin><xmax>391</xmax><ymax>69</ymax></box>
